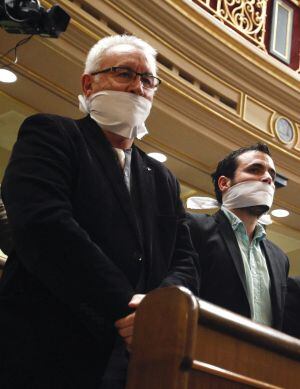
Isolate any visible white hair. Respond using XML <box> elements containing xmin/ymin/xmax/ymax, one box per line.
<box><xmin>84</xmin><ymin>35</ymin><xmax>157</xmax><ymax>75</ymax></box>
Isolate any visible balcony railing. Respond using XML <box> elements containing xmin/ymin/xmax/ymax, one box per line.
<box><xmin>190</xmin><ymin>0</ymin><xmax>268</xmax><ymax>50</ymax></box>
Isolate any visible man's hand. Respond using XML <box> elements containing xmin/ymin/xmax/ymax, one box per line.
<box><xmin>115</xmin><ymin>294</ymin><xmax>145</xmax><ymax>351</ymax></box>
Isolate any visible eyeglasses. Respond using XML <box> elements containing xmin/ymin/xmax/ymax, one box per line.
<box><xmin>91</xmin><ymin>66</ymin><xmax>161</xmax><ymax>89</ymax></box>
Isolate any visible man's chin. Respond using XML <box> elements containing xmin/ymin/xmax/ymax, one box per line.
<box><xmin>245</xmin><ymin>205</ymin><xmax>269</xmax><ymax>217</ymax></box>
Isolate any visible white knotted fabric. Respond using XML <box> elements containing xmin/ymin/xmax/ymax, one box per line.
<box><xmin>187</xmin><ymin>181</ymin><xmax>274</xmax><ymax>225</ymax></box>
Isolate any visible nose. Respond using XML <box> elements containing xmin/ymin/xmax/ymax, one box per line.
<box><xmin>126</xmin><ymin>75</ymin><xmax>144</xmax><ymax>96</ymax></box>
<box><xmin>262</xmin><ymin>171</ymin><xmax>273</xmax><ymax>185</ymax></box>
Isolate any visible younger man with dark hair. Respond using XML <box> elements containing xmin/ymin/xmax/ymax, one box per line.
<box><xmin>188</xmin><ymin>143</ymin><xmax>289</xmax><ymax>329</ymax></box>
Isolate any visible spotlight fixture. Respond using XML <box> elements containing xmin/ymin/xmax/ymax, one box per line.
<box><xmin>0</xmin><ymin>0</ymin><xmax>70</xmax><ymax>38</ymax></box>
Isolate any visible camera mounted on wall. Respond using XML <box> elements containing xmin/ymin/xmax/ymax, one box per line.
<box><xmin>0</xmin><ymin>0</ymin><xmax>70</xmax><ymax>38</ymax></box>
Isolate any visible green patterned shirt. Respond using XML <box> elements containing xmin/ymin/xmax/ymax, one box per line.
<box><xmin>222</xmin><ymin>207</ymin><xmax>272</xmax><ymax>326</ymax></box>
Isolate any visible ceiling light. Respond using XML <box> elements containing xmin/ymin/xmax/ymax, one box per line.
<box><xmin>0</xmin><ymin>69</ymin><xmax>17</xmax><ymax>83</ymax></box>
<box><xmin>271</xmin><ymin>209</ymin><xmax>289</xmax><ymax>218</ymax></box>
<box><xmin>148</xmin><ymin>152</ymin><xmax>167</xmax><ymax>163</ymax></box>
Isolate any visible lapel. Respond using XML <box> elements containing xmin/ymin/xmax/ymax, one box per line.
<box><xmin>131</xmin><ymin>146</ymin><xmax>155</xmax><ymax>259</ymax></box>
<box><xmin>214</xmin><ymin>210</ymin><xmax>249</xmax><ymax>299</ymax></box>
<box><xmin>77</xmin><ymin>116</ymin><xmax>142</xmax><ymax>246</ymax></box>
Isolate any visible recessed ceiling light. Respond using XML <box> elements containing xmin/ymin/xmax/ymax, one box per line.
<box><xmin>148</xmin><ymin>152</ymin><xmax>167</xmax><ymax>163</ymax></box>
<box><xmin>0</xmin><ymin>69</ymin><xmax>17</xmax><ymax>83</ymax></box>
<box><xmin>271</xmin><ymin>209</ymin><xmax>289</xmax><ymax>218</ymax></box>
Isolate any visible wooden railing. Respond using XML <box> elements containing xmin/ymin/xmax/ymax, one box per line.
<box><xmin>126</xmin><ymin>287</ymin><xmax>300</xmax><ymax>389</ymax></box>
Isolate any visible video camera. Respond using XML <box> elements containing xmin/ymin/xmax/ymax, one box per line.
<box><xmin>0</xmin><ymin>0</ymin><xmax>70</xmax><ymax>38</ymax></box>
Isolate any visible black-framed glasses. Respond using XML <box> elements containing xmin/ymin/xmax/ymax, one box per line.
<box><xmin>91</xmin><ymin>66</ymin><xmax>161</xmax><ymax>89</ymax></box>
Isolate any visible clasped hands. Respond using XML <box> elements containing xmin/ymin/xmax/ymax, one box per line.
<box><xmin>114</xmin><ymin>294</ymin><xmax>145</xmax><ymax>352</ymax></box>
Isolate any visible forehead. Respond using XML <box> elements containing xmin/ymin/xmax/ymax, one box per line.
<box><xmin>236</xmin><ymin>150</ymin><xmax>275</xmax><ymax>169</ymax></box>
<box><xmin>100</xmin><ymin>44</ymin><xmax>154</xmax><ymax>72</ymax></box>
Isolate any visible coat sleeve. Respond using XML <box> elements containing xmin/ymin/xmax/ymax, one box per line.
<box><xmin>158</xmin><ymin>177</ymin><xmax>200</xmax><ymax>295</ymax></box>
<box><xmin>185</xmin><ymin>212</ymin><xmax>214</xmax><ymax>293</ymax></box>
<box><xmin>2</xmin><ymin>114</ymin><xmax>135</xmax><ymax>340</ymax></box>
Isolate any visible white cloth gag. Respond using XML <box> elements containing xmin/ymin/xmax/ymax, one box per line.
<box><xmin>187</xmin><ymin>180</ymin><xmax>275</xmax><ymax>225</ymax></box>
<box><xmin>222</xmin><ymin>180</ymin><xmax>275</xmax><ymax>210</ymax></box>
<box><xmin>78</xmin><ymin>90</ymin><xmax>151</xmax><ymax>139</ymax></box>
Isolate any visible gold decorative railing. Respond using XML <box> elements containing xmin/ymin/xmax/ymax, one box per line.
<box><xmin>190</xmin><ymin>0</ymin><xmax>268</xmax><ymax>50</ymax></box>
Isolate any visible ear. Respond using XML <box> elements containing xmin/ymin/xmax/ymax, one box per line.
<box><xmin>218</xmin><ymin>176</ymin><xmax>231</xmax><ymax>194</ymax></box>
<box><xmin>81</xmin><ymin>74</ymin><xmax>93</xmax><ymax>97</ymax></box>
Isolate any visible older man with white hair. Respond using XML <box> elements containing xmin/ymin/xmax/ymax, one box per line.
<box><xmin>0</xmin><ymin>35</ymin><xmax>198</xmax><ymax>388</ymax></box>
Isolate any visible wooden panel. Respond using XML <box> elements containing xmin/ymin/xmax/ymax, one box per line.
<box><xmin>190</xmin><ymin>361</ymin><xmax>283</xmax><ymax>388</ymax></box>
<box><xmin>243</xmin><ymin>96</ymin><xmax>275</xmax><ymax>135</ymax></box>
<box><xmin>194</xmin><ymin>324</ymin><xmax>297</xmax><ymax>387</ymax></box>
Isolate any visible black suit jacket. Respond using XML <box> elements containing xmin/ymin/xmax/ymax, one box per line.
<box><xmin>187</xmin><ymin>210</ymin><xmax>289</xmax><ymax>330</ymax></box>
<box><xmin>0</xmin><ymin>114</ymin><xmax>198</xmax><ymax>388</ymax></box>
<box><xmin>283</xmin><ymin>277</ymin><xmax>300</xmax><ymax>338</ymax></box>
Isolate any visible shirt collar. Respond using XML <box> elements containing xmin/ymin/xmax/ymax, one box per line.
<box><xmin>221</xmin><ymin>206</ymin><xmax>266</xmax><ymax>242</ymax></box>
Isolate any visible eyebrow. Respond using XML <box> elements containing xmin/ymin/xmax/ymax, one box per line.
<box><xmin>115</xmin><ymin>66</ymin><xmax>154</xmax><ymax>76</ymax></box>
<box><xmin>246</xmin><ymin>162</ymin><xmax>276</xmax><ymax>178</ymax></box>
<box><xmin>113</xmin><ymin>61</ymin><xmax>153</xmax><ymax>72</ymax></box>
